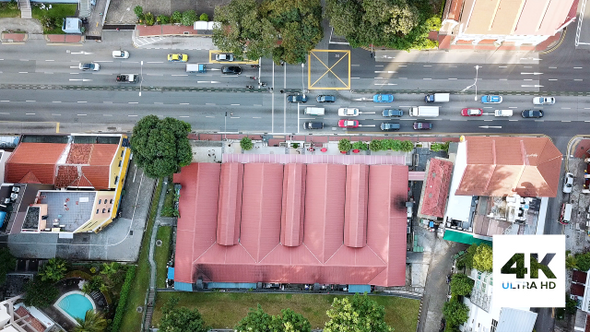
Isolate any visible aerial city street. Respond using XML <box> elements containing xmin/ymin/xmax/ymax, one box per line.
<box><xmin>0</xmin><ymin>0</ymin><xmax>590</xmax><ymax>331</ymax></box>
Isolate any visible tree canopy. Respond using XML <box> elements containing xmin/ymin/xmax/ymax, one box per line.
<box><xmin>472</xmin><ymin>244</ymin><xmax>493</xmax><ymax>272</ymax></box>
<box><xmin>442</xmin><ymin>299</ymin><xmax>469</xmax><ymax>328</ymax></box>
<box><xmin>235</xmin><ymin>305</ymin><xmax>311</xmax><ymax>332</ymax></box>
<box><xmin>324</xmin><ymin>294</ymin><xmax>393</xmax><ymax>332</ymax></box>
<box><xmin>0</xmin><ymin>248</ymin><xmax>16</xmax><ymax>285</ymax></box>
<box><xmin>73</xmin><ymin>310</ymin><xmax>107</xmax><ymax>332</ymax></box>
<box><xmin>450</xmin><ymin>273</ymin><xmax>474</xmax><ymax>296</ymax></box>
<box><xmin>159</xmin><ymin>297</ymin><xmax>209</xmax><ymax>332</ymax></box>
<box><xmin>212</xmin><ymin>0</ymin><xmax>323</xmax><ymax>64</ymax></box>
<box><xmin>131</xmin><ymin>115</ymin><xmax>193</xmax><ymax>178</ymax></box>
<box><xmin>576</xmin><ymin>252</ymin><xmax>590</xmax><ymax>271</ymax></box>
<box><xmin>325</xmin><ymin>0</ymin><xmax>440</xmax><ymax>50</ymax></box>
<box><xmin>24</xmin><ymin>277</ymin><xmax>59</xmax><ymax>308</ymax></box>
<box><xmin>39</xmin><ymin>257</ymin><xmax>68</xmax><ymax>282</ymax></box>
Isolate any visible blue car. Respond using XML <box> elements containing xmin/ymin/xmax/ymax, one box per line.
<box><xmin>481</xmin><ymin>95</ymin><xmax>503</xmax><ymax>104</ymax></box>
<box><xmin>373</xmin><ymin>94</ymin><xmax>394</xmax><ymax>103</ymax></box>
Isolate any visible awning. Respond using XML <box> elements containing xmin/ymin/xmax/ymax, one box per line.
<box><xmin>167</xmin><ymin>267</ymin><xmax>174</xmax><ymax>280</ymax></box>
<box><xmin>348</xmin><ymin>284</ymin><xmax>371</xmax><ymax>293</ymax></box>
<box><xmin>443</xmin><ymin>229</ymin><xmax>492</xmax><ymax>246</ymax></box>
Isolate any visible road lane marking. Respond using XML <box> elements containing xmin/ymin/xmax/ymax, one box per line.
<box><xmin>352</xmin><ymin>77</ymin><xmax>360</xmax><ymax>79</ymax></box>
<box><xmin>77</xmin><ymin>101</ymin><xmax>87</xmax><ymax>103</ymax></box>
<box><xmin>423</xmin><ymin>65</ymin><xmax>432</xmax><ymax>67</ymax></box>
<box><xmin>0</xmin><ymin>100</ymin><xmax>9</xmax><ymax>103</ymax></box>
<box><xmin>146</xmin><ymin>62</ymin><xmax>163</xmax><ymax>64</ymax></box>
<box><xmin>499</xmin><ymin>66</ymin><xmax>507</xmax><ymax>68</ymax></box>
<box><xmin>398</xmin><ymin>65</ymin><xmax>407</xmax><ymax>67</ymax></box>
<box><xmin>26</xmin><ymin>113</ymin><xmax>35</xmax><ymax>116</ymax></box>
<box><xmin>103</xmin><ymin>114</ymin><xmax>113</xmax><ymax>117</ymax></box>
<box><xmin>524</xmin><ymin>79</ymin><xmax>533</xmax><ymax>81</ymax></box>
<box><xmin>549</xmin><ymin>66</ymin><xmax>557</xmax><ymax>69</ymax></box>
<box><xmin>128</xmin><ymin>102</ymin><xmax>139</xmax><ymax>104</ymax></box>
<box><xmin>575</xmin><ymin>79</ymin><xmax>584</xmax><ymax>81</ymax></box>
<box><xmin>499</xmin><ymin>79</ymin><xmax>508</xmax><ymax>81</ymax></box>
<box><xmin>375</xmin><ymin>71</ymin><xmax>396</xmax><ymax>73</ymax></box>
<box><xmin>0</xmin><ymin>112</ymin><xmax>8</xmax><ymax>115</ymax></box>
<box><xmin>351</xmin><ymin>64</ymin><xmax>360</xmax><ymax>67</ymax></box>
<box><xmin>375</xmin><ymin>65</ymin><xmax>384</xmax><ymax>67</ymax></box>
<box><xmin>205</xmin><ymin>116</ymin><xmax>214</xmax><ymax>118</ymax></box>
<box><xmin>206</xmin><ymin>103</ymin><xmax>215</xmax><ymax>106</ymax></box>
<box><xmin>128</xmin><ymin>115</ymin><xmax>139</xmax><ymax>117</ymax></box>
<box><xmin>52</xmin><ymin>101</ymin><xmax>62</xmax><ymax>103</ymax></box>
<box><xmin>423</xmin><ymin>78</ymin><xmax>432</xmax><ymax>80</ymax></box>
<box><xmin>548</xmin><ymin>79</ymin><xmax>558</xmax><ymax>81</ymax></box>
<box><xmin>523</xmin><ymin>66</ymin><xmax>532</xmax><ymax>68</ymax></box>
<box><xmin>52</xmin><ymin>113</ymin><xmax>61</xmax><ymax>116</ymax></box>
<box><xmin>180</xmin><ymin>103</ymin><xmax>189</xmax><ymax>105</ymax></box>
<box><xmin>231</xmin><ymin>104</ymin><xmax>240</xmax><ymax>106</ymax></box>
<box><xmin>448</xmin><ymin>78</ymin><xmax>457</xmax><ymax>80</ymax></box>
<box><xmin>574</xmin><ymin>67</ymin><xmax>583</xmax><ymax>69</ymax></box>
<box><xmin>179</xmin><ymin>115</ymin><xmax>189</xmax><ymax>118</ymax></box>
<box><xmin>19</xmin><ymin>72</ymin><xmax>28</xmax><ymax>74</ymax></box>
<box><xmin>561</xmin><ymin>107</ymin><xmax>572</xmax><ymax>109</ymax></box>
<box><xmin>26</xmin><ymin>100</ymin><xmax>35</xmax><ymax>102</ymax></box>
<box><xmin>77</xmin><ymin>114</ymin><xmax>87</xmax><ymax>116</ymax></box>
<box><xmin>147</xmin><ymin>74</ymin><xmax>163</xmax><ymax>76</ymax></box>
<box><xmin>45</xmin><ymin>60</ymin><xmax>54</xmax><ymax>62</ymax></box>
<box><xmin>172</xmin><ymin>74</ymin><xmax>188</xmax><ymax>77</ymax></box>
<box><xmin>103</xmin><ymin>101</ymin><xmax>113</xmax><ymax>104</ymax></box>
<box><xmin>509</xmin><ymin>107</ymin><xmax>518</xmax><ymax>108</ymax></box>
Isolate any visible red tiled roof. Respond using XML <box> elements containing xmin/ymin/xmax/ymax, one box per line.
<box><xmin>421</xmin><ymin>158</ymin><xmax>453</xmax><ymax>218</ymax></box>
<box><xmin>573</xmin><ymin>270</ymin><xmax>588</xmax><ymax>283</ymax></box>
<box><xmin>174</xmin><ymin>162</ymin><xmax>408</xmax><ymax>287</ymax></box>
<box><xmin>15</xmin><ymin>306</ymin><xmax>46</xmax><ymax>332</ymax></box>
<box><xmin>344</xmin><ymin>164</ymin><xmax>369</xmax><ymax>248</ymax></box>
<box><xmin>456</xmin><ymin>137</ymin><xmax>562</xmax><ymax>197</ymax></box>
<box><xmin>5</xmin><ymin>143</ymin><xmax>66</xmax><ymax>184</ymax></box>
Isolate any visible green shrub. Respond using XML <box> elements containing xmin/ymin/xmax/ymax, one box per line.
<box><xmin>111</xmin><ymin>265</ymin><xmax>137</xmax><ymax>332</ymax></box>
<box><xmin>338</xmin><ymin>139</ymin><xmax>352</xmax><ymax>152</ymax></box>
<box><xmin>391</xmin><ymin>139</ymin><xmax>402</xmax><ymax>151</ymax></box>
<box><xmin>240</xmin><ymin>137</ymin><xmax>253</xmax><ymax>151</ymax></box>
<box><xmin>133</xmin><ymin>6</ymin><xmax>144</xmax><ymax>20</ymax></box>
<box><xmin>171</xmin><ymin>11</ymin><xmax>182</xmax><ymax>23</ymax></box>
<box><xmin>199</xmin><ymin>13</ymin><xmax>209</xmax><ymax>21</ymax></box>
<box><xmin>352</xmin><ymin>141</ymin><xmax>368</xmax><ymax>151</ymax></box>
<box><xmin>157</xmin><ymin>15</ymin><xmax>169</xmax><ymax>24</ymax></box>
<box><xmin>161</xmin><ymin>206</ymin><xmax>179</xmax><ymax>217</ymax></box>
<box><xmin>576</xmin><ymin>252</ymin><xmax>590</xmax><ymax>271</ymax></box>
<box><xmin>144</xmin><ymin>12</ymin><xmax>155</xmax><ymax>26</ymax></box>
<box><xmin>291</xmin><ymin>143</ymin><xmax>299</xmax><ymax>149</ymax></box>
<box><xmin>181</xmin><ymin>10</ymin><xmax>197</xmax><ymax>26</ymax></box>
<box><xmin>400</xmin><ymin>140</ymin><xmax>414</xmax><ymax>152</ymax></box>
<box><xmin>369</xmin><ymin>140</ymin><xmax>382</xmax><ymax>152</ymax></box>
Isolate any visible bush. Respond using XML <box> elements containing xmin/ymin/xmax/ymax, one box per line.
<box><xmin>369</xmin><ymin>140</ymin><xmax>382</xmax><ymax>152</ymax></box>
<box><xmin>161</xmin><ymin>206</ymin><xmax>179</xmax><ymax>217</ymax></box>
<box><xmin>381</xmin><ymin>139</ymin><xmax>393</xmax><ymax>150</ymax></box>
<box><xmin>157</xmin><ymin>15</ymin><xmax>170</xmax><ymax>24</ymax></box>
<box><xmin>352</xmin><ymin>141</ymin><xmax>368</xmax><ymax>151</ymax></box>
<box><xmin>450</xmin><ymin>274</ymin><xmax>474</xmax><ymax>296</ymax></box>
<box><xmin>110</xmin><ymin>265</ymin><xmax>137</xmax><ymax>332</ymax></box>
<box><xmin>576</xmin><ymin>252</ymin><xmax>590</xmax><ymax>271</ymax></box>
<box><xmin>134</xmin><ymin>6</ymin><xmax>144</xmax><ymax>20</ymax></box>
<box><xmin>400</xmin><ymin>140</ymin><xmax>414</xmax><ymax>152</ymax></box>
<box><xmin>171</xmin><ymin>11</ymin><xmax>182</xmax><ymax>23</ymax></box>
<box><xmin>391</xmin><ymin>139</ymin><xmax>402</xmax><ymax>151</ymax></box>
<box><xmin>144</xmin><ymin>12</ymin><xmax>155</xmax><ymax>26</ymax></box>
<box><xmin>181</xmin><ymin>10</ymin><xmax>197</xmax><ymax>26</ymax></box>
<box><xmin>566</xmin><ymin>295</ymin><xmax>578</xmax><ymax>314</ymax></box>
<box><xmin>24</xmin><ymin>277</ymin><xmax>59</xmax><ymax>308</ymax></box>
<box><xmin>338</xmin><ymin>139</ymin><xmax>352</xmax><ymax>152</ymax></box>
<box><xmin>431</xmin><ymin>142</ymin><xmax>450</xmax><ymax>152</ymax></box>
<box><xmin>240</xmin><ymin>137</ymin><xmax>253</xmax><ymax>151</ymax></box>
<box><xmin>199</xmin><ymin>13</ymin><xmax>209</xmax><ymax>21</ymax></box>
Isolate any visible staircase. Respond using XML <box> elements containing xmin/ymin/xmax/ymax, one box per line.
<box><xmin>18</xmin><ymin>0</ymin><xmax>31</xmax><ymax>19</ymax></box>
<box><xmin>143</xmin><ymin>288</ymin><xmax>156</xmax><ymax>331</ymax></box>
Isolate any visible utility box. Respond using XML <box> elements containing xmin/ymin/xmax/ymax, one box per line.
<box><xmin>62</xmin><ymin>17</ymin><xmax>83</xmax><ymax>34</ymax></box>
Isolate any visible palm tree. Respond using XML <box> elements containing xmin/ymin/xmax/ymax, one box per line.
<box><xmin>73</xmin><ymin>310</ymin><xmax>107</xmax><ymax>332</ymax></box>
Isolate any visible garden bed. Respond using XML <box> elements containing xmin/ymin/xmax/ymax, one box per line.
<box><xmin>32</xmin><ymin>4</ymin><xmax>76</xmax><ymax>34</ymax></box>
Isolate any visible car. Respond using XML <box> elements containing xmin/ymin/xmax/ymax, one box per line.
<box><xmin>78</xmin><ymin>62</ymin><xmax>100</xmax><ymax>71</ymax></box>
<box><xmin>338</xmin><ymin>119</ymin><xmax>359</xmax><ymax>128</ymax></box>
<box><xmin>287</xmin><ymin>95</ymin><xmax>308</xmax><ymax>103</ymax></box>
<box><xmin>382</xmin><ymin>109</ymin><xmax>403</xmax><ymax>117</ymax></box>
<box><xmin>167</xmin><ymin>53</ymin><xmax>188</xmax><ymax>62</ymax></box>
<box><xmin>112</xmin><ymin>50</ymin><xmax>130</xmax><ymax>59</ymax></box>
<box><xmin>215</xmin><ymin>53</ymin><xmax>234</xmax><ymax>62</ymax></box>
<box><xmin>533</xmin><ymin>96</ymin><xmax>555</xmax><ymax>105</ymax></box>
<box><xmin>303</xmin><ymin>122</ymin><xmax>324</xmax><ymax>130</ymax></box>
<box><xmin>221</xmin><ymin>66</ymin><xmax>242</xmax><ymax>75</ymax></box>
<box><xmin>481</xmin><ymin>95</ymin><xmax>503</xmax><ymax>104</ymax></box>
<box><xmin>380</xmin><ymin>122</ymin><xmax>400</xmax><ymax>131</ymax></box>
<box><xmin>413</xmin><ymin>122</ymin><xmax>432</xmax><ymax>130</ymax></box>
<box><xmin>338</xmin><ymin>108</ymin><xmax>359</xmax><ymax>117</ymax></box>
<box><xmin>316</xmin><ymin>95</ymin><xmax>335</xmax><ymax>103</ymax></box>
<box><xmin>521</xmin><ymin>110</ymin><xmax>544</xmax><ymax>118</ymax></box>
<box><xmin>373</xmin><ymin>94</ymin><xmax>394</xmax><ymax>103</ymax></box>
<box><xmin>563</xmin><ymin>173</ymin><xmax>574</xmax><ymax>194</ymax></box>
<box><xmin>461</xmin><ymin>108</ymin><xmax>483</xmax><ymax>116</ymax></box>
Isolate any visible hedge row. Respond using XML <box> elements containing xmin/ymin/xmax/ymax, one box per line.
<box><xmin>110</xmin><ymin>265</ymin><xmax>137</xmax><ymax>332</ymax></box>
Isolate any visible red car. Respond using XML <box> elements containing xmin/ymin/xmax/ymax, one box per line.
<box><xmin>338</xmin><ymin>119</ymin><xmax>359</xmax><ymax>128</ymax></box>
<box><xmin>461</xmin><ymin>108</ymin><xmax>483</xmax><ymax>116</ymax></box>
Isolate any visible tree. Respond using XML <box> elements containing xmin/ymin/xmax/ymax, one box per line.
<box><xmin>157</xmin><ymin>15</ymin><xmax>170</xmax><ymax>24</ymax></box>
<box><xmin>24</xmin><ymin>277</ymin><xmax>59</xmax><ymax>308</ymax></box>
<box><xmin>235</xmin><ymin>304</ymin><xmax>273</xmax><ymax>332</ymax></box>
<box><xmin>134</xmin><ymin>5</ymin><xmax>144</xmax><ymax>20</ymax></box>
<box><xmin>82</xmin><ymin>276</ymin><xmax>105</xmax><ymax>294</ymax></box>
<box><xmin>473</xmin><ymin>244</ymin><xmax>493</xmax><ymax>272</ymax></box>
<box><xmin>566</xmin><ymin>295</ymin><xmax>578</xmax><ymax>315</ymax></box>
<box><xmin>380</xmin><ymin>139</ymin><xmax>393</xmax><ymax>150</ymax></box>
<box><xmin>240</xmin><ymin>137</ymin><xmax>254</xmax><ymax>151</ymax></box>
<box><xmin>0</xmin><ymin>248</ymin><xmax>16</xmax><ymax>285</ymax></box>
<box><xmin>442</xmin><ymin>300</ymin><xmax>469</xmax><ymax>328</ymax></box>
<box><xmin>576</xmin><ymin>252</ymin><xmax>590</xmax><ymax>271</ymax></box>
<box><xmin>171</xmin><ymin>11</ymin><xmax>182</xmax><ymax>23</ymax></box>
<box><xmin>324</xmin><ymin>294</ymin><xmax>393</xmax><ymax>332</ymax></box>
<box><xmin>131</xmin><ymin>115</ymin><xmax>193</xmax><ymax>178</ymax></box>
<box><xmin>160</xmin><ymin>297</ymin><xmax>209</xmax><ymax>332</ymax></box>
<box><xmin>566</xmin><ymin>252</ymin><xmax>578</xmax><ymax>270</ymax></box>
<box><xmin>271</xmin><ymin>308</ymin><xmax>311</xmax><ymax>332</ymax></box>
<box><xmin>100</xmin><ymin>262</ymin><xmax>120</xmax><ymax>278</ymax></box>
<box><xmin>450</xmin><ymin>273</ymin><xmax>474</xmax><ymax>296</ymax></box>
<box><xmin>39</xmin><ymin>257</ymin><xmax>67</xmax><ymax>282</ymax></box>
<box><xmin>369</xmin><ymin>140</ymin><xmax>382</xmax><ymax>152</ymax></box>
<box><xmin>73</xmin><ymin>310</ymin><xmax>107</xmax><ymax>332</ymax></box>
<box><xmin>457</xmin><ymin>244</ymin><xmax>477</xmax><ymax>270</ymax></box>
<box><xmin>391</xmin><ymin>139</ymin><xmax>402</xmax><ymax>151</ymax></box>
<box><xmin>144</xmin><ymin>12</ymin><xmax>155</xmax><ymax>26</ymax></box>
<box><xmin>352</xmin><ymin>141</ymin><xmax>368</xmax><ymax>151</ymax></box>
<box><xmin>338</xmin><ymin>139</ymin><xmax>352</xmax><ymax>152</ymax></box>
<box><xmin>400</xmin><ymin>140</ymin><xmax>414</xmax><ymax>152</ymax></box>
<box><xmin>199</xmin><ymin>13</ymin><xmax>209</xmax><ymax>21</ymax></box>
<box><xmin>182</xmin><ymin>10</ymin><xmax>198</xmax><ymax>26</ymax></box>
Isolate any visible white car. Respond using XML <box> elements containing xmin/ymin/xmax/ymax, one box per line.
<box><xmin>533</xmin><ymin>96</ymin><xmax>555</xmax><ymax>105</ymax></box>
<box><xmin>563</xmin><ymin>172</ymin><xmax>574</xmax><ymax>194</ymax></box>
<box><xmin>112</xmin><ymin>50</ymin><xmax>130</xmax><ymax>59</ymax></box>
<box><xmin>337</xmin><ymin>108</ymin><xmax>359</xmax><ymax>117</ymax></box>
<box><xmin>79</xmin><ymin>62</ymin><xmax>100</xmax><ymax>71</ymax></box>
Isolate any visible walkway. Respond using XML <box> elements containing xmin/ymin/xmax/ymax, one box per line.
<box><xmin>224</xmin><ymin>153</ymin><xmax>406</xmax><ymax>165</ymax></box>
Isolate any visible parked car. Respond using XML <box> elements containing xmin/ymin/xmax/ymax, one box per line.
<box><xmin>380</xmin><ymin>122</ymin><xmax>400</xmax><ymax>131</ymax></box>
<box><xmin>338</xmin><ymin>119</ymin><xmax>359</xmax><ymax>128</ymax></box>
<box><xmin>316</xmin><ymin>95</ymin><xmax>335</xmax><ymax>103</ymax></box>
<box><xmin>533</xmin><ymin>96</ymin><xmax>555</xmax><ymax>105</ymax></box>
<box><xmin>78</xmin><ymin>62</ymin><xmax>100</xmax><ymax>71</ymax></box>
<box><xmin>413</xmin><ymin>122</ymin><xmax>432</xmax><ymax>130</ymax></box>
<box><xmin>221</xmin><ymin>66</ymin><xmax>242</xmax><ymax>75</ymax></box>
<box><xmin>338</xmin><ymin>108</ymin><xmax>359</xmax><ymax>116</ymax></box>
<box><xmin>521</xmin><ymin>110</ymin><xmax>544</xmax><ymax>118</ymax></box>
<box><xmin>303</xmin><ymin>122</ymin><xmax>324</xmax><ymax>130</ymax></box>
<box><xmin>215</xmin><ymin>53</ymin><xmax>234</xmax><ymax>62</ymax></box>
<box><xmin>382</xmin><ymin>109</ymin><xmax>403</xmax><ymax>117</ymax></box>
<box><xmin>373</xmin><ymin>94</ymin><xmax>394</xmax><ymax>103</ymax></box>
<box><xmin>461</xmin><ymin>108</ymin><xmax>483</xmax><ymax>116</ymax></box>
<box><xmin>481</xmin><ymin>95</ymin><xmax>503</xmax><ymax>104</ymax></box>
<box><xmin>287</xmin><ymin>95</ymin><xmax>308</xmax><ymax>103</ymax></box>
<box><xmin>563</xmin><ymin>172</ymin><xmax>574</xmax><ymax>194</ymax></box>
<box><xmin>112</xmin><ymin>50</ymin><xmax>130</xmax><ymax>59</ymax></box>
<box><xmin>167</xmin><ymin>53</ymin><xmax>188</xmax><ymax>62</ymax></box>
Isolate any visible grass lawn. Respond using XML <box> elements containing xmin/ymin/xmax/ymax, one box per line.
<box><xmin>119</xmin><ymin>180</ymin><xmax>162</xmax><ymax>332</ymax></box>
<box><xmin>32</xmin><ymin>4</ymin><xmax>76</xmax><ymax>34</ymax></box>
<box><xmin>152</xmin><ymin>292</ymin><xmax>420</xmax><ymax>332</ymax></box>
<box><xmin>155</xmin><ymin>226</ymin><xmax>172</xmax><ymax>288</ymax></box>
<box><xmin>160</xmin><ymin>187</ymin><xmax>175</xmax><ymax>217</ymax></box>
<box><xmin>0</xmin><ymin>3</ymin><xmax>20</xmax><ymax>18</ymax></box>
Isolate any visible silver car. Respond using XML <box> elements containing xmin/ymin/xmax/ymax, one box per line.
<box><xmin>532</xmin><ymin>96</ymin><xmax>555</xmax><ymax>105</ymax></box>
<box><xmin>215</xmin><ymin>53</ymin><xmax>234</xmax><ymax>62</ymax></box>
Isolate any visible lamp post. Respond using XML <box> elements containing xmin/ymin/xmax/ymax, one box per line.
<box><xmin>224</xmin><ymin>112</ymin><xmax>227</xmax><ymax>140</ymax></box>
<box><xmin>301</xmin><ymin>63</ymin><xmax>305</xmax><ymax>94</ymax></box>
<box><xmin>139</xmin><ymin>61</ymin><xmax>144</xmax><ymax>97</ymax></box>
<box><xmin>473</xmin><ymin>65</ymin><xmax>480</xmax><ymax>101</ymax></box>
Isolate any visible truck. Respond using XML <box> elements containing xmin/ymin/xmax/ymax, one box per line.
<box><xmin>186</xmin><ymin>63</ymin><xmax>206</xmax><ymax>73</ymax></box>
<box><xmin>409</xmin><ymin>106</ymin><xmax>439</xmax><ymax>117</ymax></box>
<box><xmin>494</xmin><ymin>109</ymin><xmax>513</xmax><ymax>117</ymax></box>
<box><xmin>116</xmin><ymin>74</ymin><xmax>139</xmax><ymax>83</ymax></box>
<box><xmin>424</xmin><ymin>93</ymin><xmax>450</xmax><ymax>103</ymax></box>
<box><xmin>304</xmin><ymin>107</ymin><xmax>325</xmax><ymax>116</ymax></box>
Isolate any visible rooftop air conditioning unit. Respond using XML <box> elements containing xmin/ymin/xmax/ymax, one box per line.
<box><xmin>12</xmin><ymin>187</ymin><xmax>19</xmax><ymax>193</ymax></box>
<box><xmin>3</xmin><ymin>198</ymin><xmax>10</xmax><ymax>204</ymax></box>
<box><xmin>10</xmin><ymin>193</ymin><xmax>18</xmax><ymax>200</ymax></box>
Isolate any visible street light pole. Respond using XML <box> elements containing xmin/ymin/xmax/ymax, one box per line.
<box><xmin>301</xmin><ymin>63</ymin><xmax>305</xmax><ymax>94</ymax></box>
<box><xmin>139</xmin><ymin>61</ymin><xmax>144</xmax><ymax>97</ymax></box>
<box><xmin>224</xmin><ymin>112</ymin><xmax>227</xmax><ymax>141</ymax></box>
<box><xmin>474</xmin><ymin>65</ymin><xmax>480</xmax><ymax>101</ymax></box>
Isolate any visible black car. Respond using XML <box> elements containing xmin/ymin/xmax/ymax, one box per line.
<box><xmin>303</xmin><ymin>122</ymin><xmax>324</xmax><ymax>129</ymax></box>
<box><xmin>413</xmin><ymin>122</ymin><xmax>433</xmax><ymax>130</ymax></box>
<box><xmin>221</xmin><ymin>66</ymin><xmax>242</xmax><ymax>75</ymax></box>
<box><xmin>288</xmin><ymin>95</ymin><xmax>308</xmax><ymax>103</ymax></box>
<box><xmin>316</xmin><ymin>95</ymin><xmax>335</xmax><ymax>103</ymax></box>
<box><xmin>380</xmin><ymin>122</ymin><xmax>401</xmax><ymax>131</ymax></box>
<box><xmin>521</xmin><ymin>110</ymin><xmax>544</xmax><ymax>118</ymax></box>
<box><xmin>382</xmin><ymin>109</ymin><xmax>404</xmax><ymax>117</ymax></box>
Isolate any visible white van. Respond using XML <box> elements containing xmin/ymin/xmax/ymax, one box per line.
<box><xmin>304</xmin><ymin>107</ymin><xmax>325</xmax><ymax>116</ymax></box>
<box><xmin>559</xmin><ymin>203</ymin><xmax>572</xmax><ymax>224</ymax></box>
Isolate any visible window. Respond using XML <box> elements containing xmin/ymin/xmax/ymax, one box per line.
<box><xmin>118</xmin><ymin>160</ymin><xmax>122</xmax><ymax>167</ymax></box>
<box><xmin>110</xmin><ymin>199</ymin><xmax>113</xmax><ymax>204</ymax></box>
<box><xmin>102</xmin><ymin>208</ymin><xmax>106</xmax><ymax>213</ymax></box>
<box><xmin>96</xmin><ymin>209</ymin><xmax>99</xmax><ymax>214</ymax></box>
<box><xmin>490</xmin><ymin>319</ymin><xmax>498</xmax><ymax>332</ymax></box>
<box><xmin>121</xmin><ymin>150</ymin><xmax>124</xmax><ymax>157</ymax></box>
<box><xmin>108</xmin><ymin>208</ymin><xmax>111</xmax><ymax>213</ymax></box>
<box><xmin>115</xmin><ymin>176</ymin><xmax>119</xmax><ymax>185</ymax></box>
<box><xmin>99</xmin><ymin>199</ymin><xmax>102</xmax><ymax>204</ymax></box>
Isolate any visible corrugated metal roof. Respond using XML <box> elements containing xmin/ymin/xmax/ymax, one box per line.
<box><xmin>344</xmin><ymin>164</ymin><xmax>369</xmax><ymax>248</ymax></box>
<box><xmin>496</xmin><ymin>307</ymin><xmax>537</xmax><ymax>332</ymax></box>
<box><xmin>280</xmin><ymin>163</ymin><xmax>306</xmax><ymax>247</ymax></box>
<box><xmin>217</xmin><ymin>163</ymin><xmax>243</xmax><ymax>246</ymax></box>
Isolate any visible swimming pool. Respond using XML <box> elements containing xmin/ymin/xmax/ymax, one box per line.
<box><xmin>54</xmin><ymin>291</ymin><xmax>95</xmax><ymax>323</ymax></box>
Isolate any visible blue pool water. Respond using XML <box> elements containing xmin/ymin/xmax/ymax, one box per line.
<box><xmin>57</xmin><ymin>293</ymin><xmax>94</xmax><ymax>321</ymax></box>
